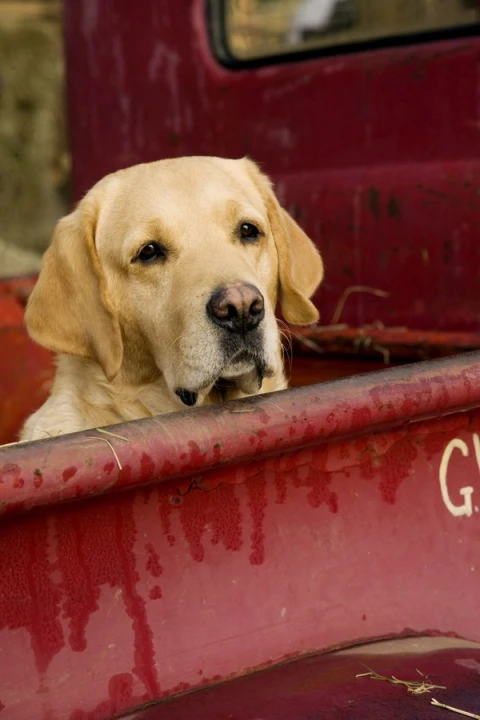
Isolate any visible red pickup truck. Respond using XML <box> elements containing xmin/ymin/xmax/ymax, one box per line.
<box><xmin>1</xmin><ymin>1</ymin><xmax>480</xmax><ymax>718</ymax></box>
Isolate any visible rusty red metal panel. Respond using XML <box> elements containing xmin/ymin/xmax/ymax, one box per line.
<box><xmin>1</xmin><ymin>352</ymin><xmax>480</xmax><ymax>717</ymax></box>
<box><xmin>1</xmin><ymin>4</ymin><xmax>480</xmax><ymax>717</ymax></box>
<box><xmin>2</xmin><ymin>351</ymin><xmax>480</xmax><ymax>514</ymax></box>
<box><xmin>63</xmin><ymin>0</ymin><xmax>480</xmax><ymax>333</ymax></box>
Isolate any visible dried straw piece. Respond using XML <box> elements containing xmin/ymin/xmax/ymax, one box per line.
<box><xmin>86</xmin><ymin>436</ymin><xmax>123</xmax><ymax>470</ymax></box>
<box><xmin>96</xmin><ymin>427</ymin><xmax>130</xmax><ymax>442</ymax></box>
<box><xmin>356</xmin><ymin>668</ymin><xmax>446</xmax><ymax>696</ymax></box>
<box><xmin>331</xmin><ymin>285</ymin><xmax>390</xmax><ymax>324</ymax></box>
<box><xmin>431</xmin><ymin>698</ymin><xmax>480</xmax><ymax>718</ymax></box>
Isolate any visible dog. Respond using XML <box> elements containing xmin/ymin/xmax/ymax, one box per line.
<box><xmin>20</xmin><ymin>156</ymin><xmax>323</xmax><ymax>441</ymax></box>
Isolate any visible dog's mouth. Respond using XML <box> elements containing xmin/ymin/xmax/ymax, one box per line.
<box><xmin>175</xmin><ymin>343</ymin><xmax>273</xmax><ymax>407</ymax></box>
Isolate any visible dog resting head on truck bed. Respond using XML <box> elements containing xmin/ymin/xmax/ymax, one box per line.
<box><xmin>21</xmin><ymin>156</ymin><xmax>324</xmax><ymax>441</ymax></box>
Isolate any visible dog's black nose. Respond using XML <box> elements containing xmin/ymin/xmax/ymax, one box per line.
<box><xmin>207</xmin><ymin>284</ymin><xmax>265</xmax><ymax>333</ymax></box>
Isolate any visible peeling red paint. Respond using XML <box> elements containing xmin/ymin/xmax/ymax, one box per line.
<box><xmin>178</xmin><ymin>488</ymin><xmax>207</xmax><ymax>562</ymax></box>
<box><xmin>159</xmin><ymin>493</ymin><xmax>176</xmax><ymax>547</ymax></box>
<box><xmin>246</xmin><ymin>471</ymin><xmax>267</xmax><ymax>565</ymax></box>
<box><xmin>209</xmin><ymin>483</ymin><xmax>243</xmax><ymax>552</ymax></box>
<box><xmin>359</xmin><ymin>435</ymin><xmax>418</xmax><ymax>504</ymax></box>
<box><xmin>62</xmin><ymin>466</ymin><xmax>77</xmax><ymax>483</ymax></box>
<box><xmin>291</xmin><ymin>453</ymin><xmax>339</xmax><ymax>514</ymax></box>
<box><xmin>118</xmin><ymin>464</ymin><xmax>133</xmax><ymax>487</ymax></box>
<box><xmin>378</xmin><ymin>439</ymin><xmax>418</xmax><ymax>505</ymax></box>
<box><xmin>296</xmin><ymin>467</ymin><xmax>339</xmax><ymax>513</ymax></box>
<box><xmin>140</xmin><ymin>453</ymin><xmax>155</xmax><ymax>482</ymax></box>
<box><xmin>0</xmin><ymin>516</ymin><xmax>64</xmax><ymax>674</ymax></box>
<box><xmin>69</xmin><ymin>673</ymin><xmax>145</xmax><ymax>720</ymax></box>
<box><xmin>149</xmin><ymin>586</ymin><xmax>162</xmax><ymax>600</ymax></box>
<box><xmin>55</xmin><ymin>496</ymin><xmax>160</xmax><ymax>695</ymax></box>
<box><xmin>274</xmin><ymin>472</ymin><xmax>287</xmax><ymax>505</ymax></box>
<box><xmin>161</xmin><ymin>459</ymin><xmax>176</xmax><ymax>475</ymax></box>
<box><xmin>177</xmin><ymin>479</ymin><xmax>244</xmax><ymax>561</ymax></box>
<box><xmin>351</xmin><ymin>407</ymin><xmax>373</xmax><ymax>432</ymax></box>
<box><xmin>145</xmin><ymin>543</ymin><xmax>163</xmax><ymax>578</ymax></box>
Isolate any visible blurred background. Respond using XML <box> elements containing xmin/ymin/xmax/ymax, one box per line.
<box><xmin>0</xmin><ymin>0</ymin><xmax>479</xmax><ymax>276</ymax></box>
<box><xmin>0</xmin><ymin>0</ymin><xmax>67</xmax><ymax>276</ymax></box>
<box><xmin>227</xmin><ymin>0</ymin><xmax>480</xmax><ymax>58</ymax></box>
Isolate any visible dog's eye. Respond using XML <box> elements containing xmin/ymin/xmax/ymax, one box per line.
<box><xmin>240</xmin><ymin>223</ymin><xmax>260</xmax><ymax>241</ymax></box>
<box><xmin>135</xmin><ymin>242</ymin><xmax>166</xmax><ymax>264</ymax></box>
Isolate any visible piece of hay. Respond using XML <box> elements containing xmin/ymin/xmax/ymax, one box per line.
<box><xmin>356</xmin><ymin>668</ymin><xmax>446</xmax><ymax>695</ymax></box>
<box><xmin>331</xmin><ymin>285</ymin><xmax>389</xmax><ymax>325</ymax></box>
<box><xmin>431</xmin><ymin>698</ymin><xmax>480</xmax><ymax>718</ymax></box>
<box><xmin>96</xmin><ymin>427</ymin><xmax>130</xmax><ymax>442</ymax></box>
<box><xmin>86</xmin><ymin>436</ymin><xmax>123</xmax><ymax>470</ymax></box>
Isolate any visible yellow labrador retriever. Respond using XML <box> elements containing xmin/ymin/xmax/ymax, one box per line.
<box><xmin>21</xmin><ymin>157</ymin><xmax>323</xmax><ymax>441</ymax></box>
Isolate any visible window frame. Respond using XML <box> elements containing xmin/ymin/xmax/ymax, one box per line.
<box><xmin>208</xmin><ymin>0</ymin><xmax>480</xmax><ymax>69</ymax></box>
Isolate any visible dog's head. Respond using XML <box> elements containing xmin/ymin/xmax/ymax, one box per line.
<box><xmin>26</xmin><ymin>157</ymin><xmax>323</xmax><ymax>405</ymax></box>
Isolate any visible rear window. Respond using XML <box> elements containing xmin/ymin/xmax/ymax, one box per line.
<box><xmin>216</xmin><ymin>0</ymin><xmax>480</xmax><ymax>63</ymax></box>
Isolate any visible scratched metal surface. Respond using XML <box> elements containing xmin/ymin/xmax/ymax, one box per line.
<box><xmin>62</xmin><ymin>0</ymin><xmax>480</xmax><ymax>332</ymax></box>
<box><xmin>1</xmin><ymin>353</ymin><xmax>480</xmax><ymax>717</ymax></box>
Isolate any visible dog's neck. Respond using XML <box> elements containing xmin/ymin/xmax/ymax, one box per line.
<box><xmin>21</xmin><ymin>352</ymin><xmax>286</xmax><ymax>441</ymax></box>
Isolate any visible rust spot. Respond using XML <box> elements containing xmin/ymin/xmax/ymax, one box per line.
<box><xmin>33</xmin><ymin>469</ymin><xmax>43</xmax><ymax>489</ymax></box>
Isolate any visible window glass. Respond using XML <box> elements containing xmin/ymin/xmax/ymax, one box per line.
<box><xmin>223</xmin><ymin>0</ymin><xmax>480</xmax><ymax>61</ymax></box>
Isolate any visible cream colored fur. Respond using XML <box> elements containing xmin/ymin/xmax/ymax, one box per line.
<box><xmin>21</xmin><ymin>156</ymin><xmax>323</xmax><ymax>441</ymax></box>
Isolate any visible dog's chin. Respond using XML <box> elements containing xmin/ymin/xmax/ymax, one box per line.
<box><xmin>233</xmin><ymin>367</ymin><xmax>264</xmax><ymax>394</ymax></box>
<box><xmin>219</xmin><ymin>354</ymin><xmax>275</xmax><ymax>395</ymax></box>
<box><xmin>173</xmin><ymin>354</ymin><xmax>274</xmax><ymax>406</ymax></box>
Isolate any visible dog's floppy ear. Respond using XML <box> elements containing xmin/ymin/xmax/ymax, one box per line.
<box><xmin>25</xmin><ymin>196</ymin><xmax>123</xmax><ymax>380</ymax></box>
<box><xmin>244</xmin><ymin>159</ymin><xmax>324</xmax><ymax>325</ymax></box>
